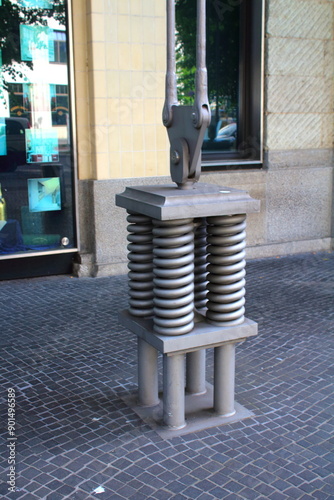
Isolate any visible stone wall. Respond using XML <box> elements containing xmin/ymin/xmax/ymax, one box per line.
<box><xmin>74</xmin><ymin>0</ymin><xmax>334</xmax><ymax>277</ymax></box>
<box><xmin>75</xmin><ymin>166</ymin><xmax>333</xmax><ymax>277</ymax></box>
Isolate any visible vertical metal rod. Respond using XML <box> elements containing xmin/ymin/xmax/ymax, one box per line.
<box><xmin>196</xmin><ymin>0</ymin><xmax>206</xmax><ymax>72</ymax></box>
<box><xmin>214</xmin><ymin>343</ymin><xmax>236</xmax><ymax>417</ymax></box>
<box><xmin>163</xmin><ymin>353</ymin><xmax>186</xmax><ymax>429</ymax></box>
<box><xmin>138</xmin><ymin>338</ymin><xmax>159</xmax><ymax>407</ymax></box>
<box><xmin>193</xmin><ymin>0</ymin><xmax>210</xmax><ymax>129</ymax></box>
<box><xmin>186</xmin><ymin>350</ymin><xmax>206</xmax><ymax>395</ymax></box>
<box><xmin>163</xmin><ymin>0</ymin><xmax>178</xmax><ymax>127</ymax></box>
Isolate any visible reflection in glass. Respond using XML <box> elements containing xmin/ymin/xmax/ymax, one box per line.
<box><xmin>0</xmin><ymin>0</ymin><xmax>75</xmax><ymax>255</ymax></box>
<box><xmin>26</xmin><ymin>128</ymin><xmax>59</xmax><ymax>163</ymax></box>
<box><xmin>175</xmin><ymin>0</ymin><xmax>240</xmax><ymax>154</ymax></box>
<box><xmin>28</xmin><ymin>177</ymin><xmax>61</xmax><ymax>212</ymax></box>
<box><xmin>0</xmin><ymin>117</ymin><xmax>6</xmax><ymax>155</ymax></box>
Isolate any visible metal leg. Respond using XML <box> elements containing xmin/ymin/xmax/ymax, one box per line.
<box><xmin>214</xmin><ymin>342</ymin><xmax>236</xmax><ymax>417</ymax></box>
<box><xmin>186</xmin><ymin>350</ymin><xmax>206</xmax><ymax>395</ymax></box>
<box><xmin>137</xmin><ymin>338</ymin><xmax>159</xmax><ymax>407</ymax></box>
<box><xmin>163</xmin><ymin>353</ymin><xmax>186</xmax><ymax>429</ymax></box>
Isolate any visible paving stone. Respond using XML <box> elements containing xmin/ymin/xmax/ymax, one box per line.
<box><xmin>268</xmin><ymin>493</ymin><xmax>290</xmax><ymax>500</ymax></box>
<box><xmin>33</xmin><ymin>486</ymin><xmax>53</xmax><ymax>498</ymax></box>
<box><xmin>240</xmin><ymin>487</ymin><xmax>265</xmax><ymax>499</ymax></box>
<box><xmin>129</xmin><ymin>491</ymin><xmax>151</xmax><ymax>500</ymax></box>
<box><xmin>149</xmin><ymin>489</ymin><xmax>172</xmax><ymax>500</ymax></box>
<box><xmin>255</xmin><ymin>482</ymin><xmax>279</xmax><ymax>497</ymax></box>
<box><xmin>195</xmin><ymin>493</ymin><xmax>216</xmax><ymax>500</ymax></box>
<box><xmin>0</xmin><ymin>252</ymin><xmax>333</xmax><ymax>499</ymax></box>
<box><xmin>223</xmin><ymin>494</ymin><xmax>244</xmax><ymax>500</ymax></box>
<box><xmin>158</xmin><ymin>470</ymin><xmax>179</xmax><ymax>483</ymax></box>
<box><xmin>136</xmin><ymin>483</ymin><xmax>158</xmax><ymax>497</ymax></box>
<box><xmin>224</xmin><ymin>480</ymin><xmax>245</xmax><ymax>493</ymax></box>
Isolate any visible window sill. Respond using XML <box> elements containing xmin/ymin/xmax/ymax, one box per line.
<box><xmin>201</xmin><ymin>160</ymin><xmax>263</xmax><ymax>171</ymax></box>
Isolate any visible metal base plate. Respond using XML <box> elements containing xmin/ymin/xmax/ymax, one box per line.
<box><xmin>119</xmin><ymin>310</ymin><xmax>258</xmax><ymax>354</ymax></box>
<box><xmin>122</xmin><ymin>383</ymin><xmax>255</xmax><ymax>439</ymax></box>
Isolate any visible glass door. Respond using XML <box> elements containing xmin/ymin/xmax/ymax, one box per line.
<box><xmin>0</xmin><ymin>0</ymin><xmax>77</xmax><ymax>276</ymax></box>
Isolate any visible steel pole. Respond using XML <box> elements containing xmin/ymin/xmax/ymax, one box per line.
<box><xmin>163</xmin><ymin>353</ymin><xmax>186</xmax><ymax>428</ymax></box>
<box><xmin>186</xmin><ymin>350</ymin><xmax>206</xmax><ymax>395</ymax></box>
<box><xmin>214</xmin><ymin>342</ymin><xmax>236</xmax><ymax>416</ymax></box>
<box><xmin>138</xmin><ymin>338</ymin><xmax>159</xmax><ymax>407</ymax></box>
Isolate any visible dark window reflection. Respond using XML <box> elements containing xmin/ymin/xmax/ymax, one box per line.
<box><xmin>175</xmin><ymin>0</ymin><xmax>240</xmax><ymax>154</ymax></box>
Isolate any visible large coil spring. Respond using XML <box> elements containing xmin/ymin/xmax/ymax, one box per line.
<box><xmin>194</xmin><ymin>218</ymin><xmax>207</xmax><ymax>310</ymax></box>
<box><xmin>206</xmin><ymin>214</ymin><xmax>246</xmax><ymax>326</ymax></box>
<box><xmin>152</xmin><ymin>218</ymin><xmax>195</xmax><ymax>335</ymax></box>
<box><xmin>127</xmin><ymin>212</ymin><xmax>154</xmax><ymax>317</ymax></box>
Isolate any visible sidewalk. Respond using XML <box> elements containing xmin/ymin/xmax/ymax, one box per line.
<box><xmin>1</xmin><ymin>252</ymin><xmax>333</xmax><ymax>500</ymax></box>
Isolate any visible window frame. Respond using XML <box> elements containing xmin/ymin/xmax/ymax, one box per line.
<box><xmin>201</xmin><ymin>0</ymin><xmax>264</xmax><ymax>170</ymax></box>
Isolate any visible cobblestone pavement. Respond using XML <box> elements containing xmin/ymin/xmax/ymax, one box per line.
<box><xmin>0</xmin><ymin>252</ymin><xmax>333</xmax><ymax>500</ymax></box>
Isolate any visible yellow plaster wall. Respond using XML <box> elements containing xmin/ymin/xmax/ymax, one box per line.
<box><xmin>73</xmin><ymin>0</ymin><xmax>169</xmax><ymax>180</ymax></box>
<box><xmin>72</xmin><ymin>0</ymin><xmax>93</xmax><ymax>180</ymax></box>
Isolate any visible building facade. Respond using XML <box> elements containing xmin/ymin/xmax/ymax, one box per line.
<box><xmin>0</xmin><ymin>0</ymin><xmax>333</xmax><ymax>279</ymax></box>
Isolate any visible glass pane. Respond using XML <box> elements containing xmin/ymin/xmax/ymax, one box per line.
<box><xmin>175</xmin><ymin>0</ymin><xmax>240</xmax><ymax>154</ymax></box>
<box><xmin>0</xmin><ymin>0</ymin><xmax>76</xmax><ymax>256</ymax></box>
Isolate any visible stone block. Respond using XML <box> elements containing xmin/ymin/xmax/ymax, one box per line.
<box><xmin>265</xmin><ymin>113</ymin><xmax>326</xmax><ymax>150</ymax></box>
<box><xmin>266</xmin><ymin>167</ymin><xmax>333</xmax><ymax>242</ymax></box>
<box><xmin>324</xmin><ymin>40</ymin><xmax>334</xmax><ymax>77</ymax></box>
<box><xmin>265</xmin><ymin>149</ymin><xmax>333</xmax><ymax>169</ymax></box>
<box><xmin>266</xmin><ymin>76</ymin><xmax>333</xmax><ymax>114</ymax></box>
<box><xmin>320</xmin><ymin>113</ymin><xmax>334</xmax><ymax>149</ymax></box>
<box><xmin>267</xmin><ymin>38</ymin><xmax>325</xmax><ymax>77</ymax></box>
<box><xmin>77</xmin><ymin>180</ymin><xmax>95</xmax><ymax>255</ymax></box>
<box><xmin>93</xmin><ymin>179</ymin><xmax>129</xmax><ymax>265</ymax></box>
<box><xmin>246</xmin><ymin>237</ymin><xmax>332</xmax><ymax>259</ymax></box>
<box><xmin>267</xmin><ymin>0</ymin><xmax>333</xmax><ymax>40</ymax></box>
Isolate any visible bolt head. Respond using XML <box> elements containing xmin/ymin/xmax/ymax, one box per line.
<box><xmin>171</xmin><ymin>150</ymin><xmax>180</xmax><ymax>164</ymax></box>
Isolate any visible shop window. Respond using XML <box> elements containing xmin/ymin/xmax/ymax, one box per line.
<box><xmin>175</xmin><ymin>0</ymin><xmax>264</xmax><ymax>168</ymax></box>
<box><xmin>0</xmin><ymin>0</ymin><xmax>76</xmax><ymax>264</ymax></box>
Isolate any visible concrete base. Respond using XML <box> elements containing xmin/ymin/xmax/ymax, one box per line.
<box><xmin>122</xmin><ymin>383</ymin><xmax>254</xmax><ymax>439</ymax></box>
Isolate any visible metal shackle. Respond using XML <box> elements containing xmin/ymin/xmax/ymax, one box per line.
<box><xmin>162</xmin><ymin>0</ymin><xmax>211</xmax><ymax>189</ymax></box>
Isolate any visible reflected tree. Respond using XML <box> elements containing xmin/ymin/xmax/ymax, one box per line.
<box><xmin>0</xmin><ymin>0</ymin><xmax>65</xmax><ymax>95</ymax></box>
<box><xmin>175</xmin><ymin>0</ymin><xmax>239</xmax><ymax>129</ymax></box>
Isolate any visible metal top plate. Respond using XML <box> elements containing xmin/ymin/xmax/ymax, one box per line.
<box><xmin>116</xmin><ymin>182</ymin><xmax>260</xmax><ymax>220</ymax></box>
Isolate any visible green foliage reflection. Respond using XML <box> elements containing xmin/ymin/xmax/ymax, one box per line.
<box><xmin>175</xmin><ymin>0</ymin><xmax>239</xmax><ymax>128</ymax></box>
